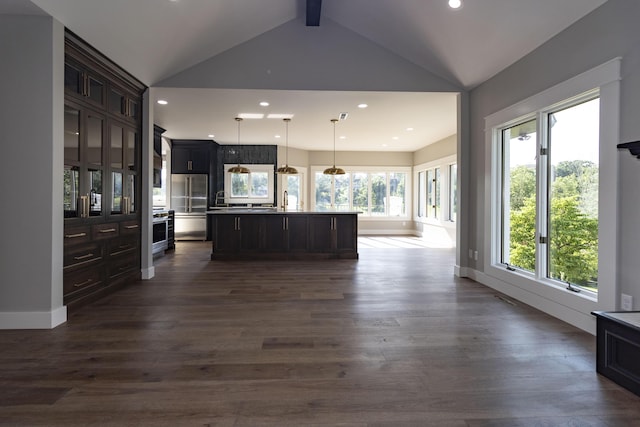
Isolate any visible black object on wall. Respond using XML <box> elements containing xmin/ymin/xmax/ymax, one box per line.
<box><xmin>618</xmin><ymin>141</ymin><xmax>640</xmax><ymax>159</ymax></box>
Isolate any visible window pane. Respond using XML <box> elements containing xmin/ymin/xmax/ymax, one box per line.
<box><xmin>427</xmin><ymin>170</ymin><xmax>435</xmax><ymax>218</ymax></box>
<box><xmin>334</xmin><ymin>173</ymin><xmax>350</xmax><ymax>211</ymax></box>
<box><xmin>286</xmin><ymin>175</ymin><xmax>300</xmax><ymax>209</ymax></box>
<box><xmin>449</xmin><ymin>164</ymin><xmax>457</xmax><ymax>221</ymax></box>
<box><xmin>315</xmin><ymin>172</ymin><xmax>331</xmax><ymax>211</ymax></box>
<box><xmin>547</xmin><ymin>98</ymin><xmax>599</xmax><ymax>290</ymax></box>
<box><xmin>250</xmin><ymin>172</ymin><xmax>268</xmax><ymax>197</ymax></box>
<box><xmin>371</xmin><ymin>173</ymin><xmax>386</xmax><ymax>216</ymax></box>
<box><xmin>418</xmin><ymin>171</ymin><xmax>425</xmax><ymax>217</ymax></box>
<box><xmin>389</xmin><ymin>172</ymin><xmax>406</xmax><ymax>216</ymax></box>
<box><xmin>501</xmin><ymin>118</ymin><xmax>537</xmax><ymax>272</ymax></box>
<box><xmin>231</xmin><ymin>174</ymin><xmax>248</xmax><ymax>197</ymax></box>
<box><xmin>352</xmin><ymin>172</ymin><xmax>369</xmax><ymax>215</ymax></box>
<box><xmin>434</xmin><ymin>168</ymin><xmax>441</xmax><ymax>218</ymax></box>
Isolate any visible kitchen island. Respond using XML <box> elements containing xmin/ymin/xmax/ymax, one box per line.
<box><xmin>207</xmin><ymin>209</ymin><xmax>359</xmax><ymax>260</ymax></box>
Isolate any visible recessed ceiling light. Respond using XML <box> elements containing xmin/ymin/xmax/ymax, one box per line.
<box><xmin>267</xmin><ymin>113</ymin><xmax>294</xmax><ymax>119</ymax></box>
<box><xmin>392</xmin><ymin>136</ymin><xmax>399</xmax><ymax>140</ymax></box>
<box><xmin>339</xmin><ymin>136</ymin><xmax>346</xmax><ymax>140</ymax></box>
<box><xmin>259</xmin><ymin>101</ymin><xmax>270</xmax><ymax>107</ymax></box>
<box><xmin>357</xmin><ymin>103</ymin><xmax>368</xmax><ymax>109</ymax></box>
<box><xmin>157</xmin><ymin>99</ymin><xmax>168</xmax><ymax>105</ymax></box>
<box><xmin>406</xmin><ymin>127</ymin><xmax>414</xmax><ymax>131</ymax></box>
<box><xmin>275</xmin><ymin>135</ymin><xmax>281</xmax><ymax>139</ymax></box>
<box><xmin>238</xmin><ymin>113</ymin><xmax>264</xmax><ymax>119</ymax></box>
<box><xmin>448</xmin><ymin>0</ymin><xmax>462</xmax><ymax>9</ymax></box>
<box><xmin>382</xmin><ymin>144</ymin><xmax>388</xmax><ymax>147</ymax></box>
<box><xmin>208</xmin><ymin>134</ymin><xmax>215</xmax><ymax>138</ymax></box>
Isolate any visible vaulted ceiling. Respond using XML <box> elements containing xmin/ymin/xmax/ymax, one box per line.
<box><xmin>3</xmin><ymin>0</ymin><xmax>607</xmax><ymax>151</ymax></box>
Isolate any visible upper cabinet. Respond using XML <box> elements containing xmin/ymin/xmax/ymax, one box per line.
<box><xmin>171</xmin><ymin>140</ymin><xmax>211</xmax><ymax>174</ymax></box>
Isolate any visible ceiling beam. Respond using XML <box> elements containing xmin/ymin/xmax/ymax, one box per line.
<box><xmin>306</xmin><ymin>0</ymin><xmax>322</xmax><ymax>26</ymax></box>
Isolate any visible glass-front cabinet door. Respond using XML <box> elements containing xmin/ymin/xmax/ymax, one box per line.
<box><xmin>109</xmin><ymin>123</ymin><xmax>137</xmax><ymax>216</ymax></box>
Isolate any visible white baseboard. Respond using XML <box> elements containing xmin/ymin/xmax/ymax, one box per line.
<box><xmin>141</xmin><ymin>266</ymin><xmax>155</xmax><ymax>280</ymax></box>
<box><xmin>358</xmin><ymin>229</ymin><xmax>416</xmax><ymax>236</ymax></box>
<box><xmin>0</xmin><ymin>305</ymin><xmax>67</xmax><ymax>330</ymax></box>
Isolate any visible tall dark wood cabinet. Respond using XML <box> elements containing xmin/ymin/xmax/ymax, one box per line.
<box><xmin>63</xmin><ymin>31</ymin><xmax>146</xmax><ymax>311</ymax></box>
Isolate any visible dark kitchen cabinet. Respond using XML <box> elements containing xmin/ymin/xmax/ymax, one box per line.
<box><xmin>263</xmin><ymin>214</ymin><xmax>309</xmax><ymax>253</ymax></box>
<box><xmin>212</xmin><ymin>214</ymin><xmax>260</xmax><ymax>253</ymax></box>
<box><xmin>309</xmin><ymin>214</ymin><xmax>357</xmax><ymax>254</ymax></box>
<box><xmin>171</xmin><ymin>141</ymin><xmax>211</xmax><ymax>174</ymax></box>
<box><xmin>63</xmin><ymin>30</ymin><xmax>145</xmax><ymax>311</ymax></box>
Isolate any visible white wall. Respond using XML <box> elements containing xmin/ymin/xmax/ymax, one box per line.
<box><xmin>0</xmin><ymin>16</ymin><xmax>66</xmax><ymax>328</ymax></box>
<box><xmin>468</xmin><ymin>0</ymin><xmax>640</xmax><ymax>331</ymax></box>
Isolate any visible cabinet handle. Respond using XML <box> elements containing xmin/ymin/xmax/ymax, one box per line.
<box><xmin>65</xmin><ymin>232</ymin><xmax>87</xmax><ymax>239</ymax></box>
<box><xmin>286</xmin><ymin>217</ymin><xmax>289</xmax><ymax>230</ymax></box>
<box><xmin>99</xmin><ymin>228</ymin><xmax>117</xmax><ymax>233</ymax></box>
<box><xmin>188</xmin><ymin>160</ymin><xmax>193</xmax><ymax>171</ymax></box>
<box><xmin>73</xmin><ymin>253</ymin><xmax>94</xmax><ymax>261</ymax></box>
<box><xmin>74</xmin><ymin>279</ymin><xmax>93</xmax><ymax>288</ymax></box>
<box><xmin>119</xmin><ymin>244</ymin><xmax>132</xmax><ymax>249</ymax></box>
<box><xmin>82</xmin><ymin>73</ymin><xmax>88</xmax><ymax>97</ymax></box>
<box><xmin>124</xmin><ymin>224</ymin><xmax>138</xmax><ymax>229</ymax></box>
<box><xmin>237</xmin><ymin>217</ymin><xmax>241</xmax><ymax>230</ymax></box>
<box><xmin>283</xmin><ymin>217</ymin><xmax>286</xmax><ymax>230</ymax></box>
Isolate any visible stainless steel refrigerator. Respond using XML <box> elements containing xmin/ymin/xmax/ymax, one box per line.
<box><xmin>171</xmin><ymin>174</ymin><xmax>208</xmax><ymax>240</ymax></box>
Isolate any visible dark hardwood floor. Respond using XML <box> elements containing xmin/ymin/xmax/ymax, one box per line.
<box><xmin>1</xmin><ymin>240</ymin><xmax>639</xmax><ymax>426</ymax></box>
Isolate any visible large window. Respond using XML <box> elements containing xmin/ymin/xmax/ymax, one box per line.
<box><xmin>224</xmin><ymin>164</ymin><xmax>275</xmax><ymax>205</ymax></box>
<box><xmin>313</xmin><ymin>168</ymin><xmax>410</xmax><ymax>217</ymax></box>
<box><xmin>497</xmin><ymin>96</ymin><xmax>600</xmax><ymax>292</ymax></box>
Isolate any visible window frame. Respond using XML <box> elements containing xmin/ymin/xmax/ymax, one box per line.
<box><xmin>484</xmin><ymin>58</ymin><xmax>621</xmax><ymax>319</ymax></box>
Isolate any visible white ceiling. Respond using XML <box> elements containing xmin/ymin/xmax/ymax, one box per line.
<box><xmin>4</xmin><ymin>0</ymin><xmax>607</xmax><ymax>151</ymax></box>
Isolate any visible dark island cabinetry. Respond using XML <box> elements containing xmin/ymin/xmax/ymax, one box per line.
<box><xmin>209</xmin><ymin>211</ymin><xmax>358</xmax><ymax>260</ymax></box>
<box><xmin>63</xmin><ymin>31</ymin><xmax>145</xmax><ymax>311</ymax></box>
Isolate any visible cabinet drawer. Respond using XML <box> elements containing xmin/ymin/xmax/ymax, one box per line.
<box><xmin>108</xmin><ymin>236</ymin><xmax>138</xmax><ymax>257</ymax></box>
<box><xmin>108</xmin><ymin>252</ymin><xmax>138</xmax><ymax>279</ymax></box>
<box><xmin>92</xmin><ymin>222</ymin><xmax>119</xmax><ymax>240</ymax></box>
<box><xmin>64</xmin><ymin>267</ymin><xmax>103</xmax><ymax>297</ymax></box>
<box><xmin>120</xmin><ymin>220</ymin><xmax>140</xmax><ymax>235</ymax></box>
<box><xmin>63</xmin><ymin>242</ymin><xmax>103</xmax><ymax>270</ymax></box>
<box><xmin>64</xmin><ymin>225</ymin><xmax>91</xmax><ymax>246</ymax></box>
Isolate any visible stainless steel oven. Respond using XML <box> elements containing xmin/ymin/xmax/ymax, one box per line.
<box><xmin>152</xmin><ymin>210</ymin><xmax>169</xmax><ymax>255</ymax></box>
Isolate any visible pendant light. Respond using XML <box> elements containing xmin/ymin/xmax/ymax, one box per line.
<box><xmin>323</xmin><ymin>119</ymin><xmax>345</xmax><ymax>175</ymax></box>
<box><xmin>276</xmin><ymin>118</ymin><xmax>298</xmax><ymax>174</ymax></box>
<box><xmin>227</xmin><ymin>117</ymin><xmax>250</xmax><ymax>174</ymax></box>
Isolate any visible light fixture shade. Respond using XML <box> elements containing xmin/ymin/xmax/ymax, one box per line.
<box><xmin>323</xmin><ymin>118</ymin><xmax>344</xmax><ymax>175</ymax></box>
<box><xmin>228</xmin><ymin>164</ymin><xmax>251</xmax><ymax>174</ymax></box>
<box><xmin>323</xmin><ymin>166</ymin><xmax>345</xmax><ymax>175</ymax></box>
<box><xmin>277</xmin><ymin>165</ymin><xmax>298</xmax><ymax>174</ymax></box>
<box><xmin>276</xmin><ymin>118</ymin><xmax>298</xmax><ymax>174</ymax></box>
<box><xmin>229</xmin><ymin>117</ymin><xmax>250</xmax><ymax>174</ymax></box>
